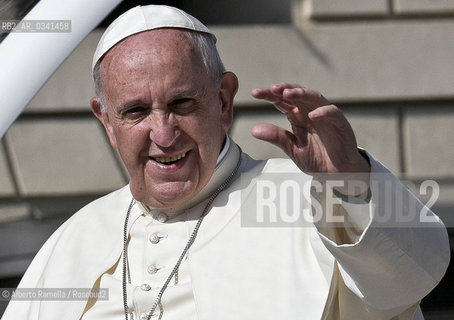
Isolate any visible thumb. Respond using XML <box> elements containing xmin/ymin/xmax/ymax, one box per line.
<box><xmin>251</xmin><ymin>123</ymin><xmax>295</xmax><ymax>156</ymax></box>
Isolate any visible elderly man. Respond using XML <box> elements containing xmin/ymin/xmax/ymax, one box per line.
<box><xmin>3</xmin><ymin>5</ymin><xmax>449</xmax><ymax>320</ymax></box>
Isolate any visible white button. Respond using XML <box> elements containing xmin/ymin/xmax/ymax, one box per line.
<box><xmin>149</xmin><ymin>233</ymin><xmax>160</xmax><ymax>244</ymax></box>
<box><xmin>140</xmin><ymin>283</ymin><xmax>151</xmax><ymax>291</ymax></box>
<box><xmin>147</xmin><ymin>265</ymin><xmax>159</xmax><ymax>275</ymax></box>
<box><xmin>155</xmin><ymin>212</ymin><xmax>168</xmax><ymax>223</ymax></box>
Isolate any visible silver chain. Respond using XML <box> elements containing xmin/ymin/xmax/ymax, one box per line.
<box><xmin>122</xmin><ymin>198</ymin><xmax>135</xmax><ymax>320</ymax></box>
<box><xmin>122</xmin><ymin>153</ymin><xmax>242</xmax><ymax>320</ymax></box>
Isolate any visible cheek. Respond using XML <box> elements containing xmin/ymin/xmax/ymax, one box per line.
<box><xmin>114</xmin><ymin>127</ymin><xmax>147</xmax><ymax>158</ymax></box>
<box><xmin>193</xmin><ymin>125</ymin><xmax>225</xmax><ymax>162</ymax></box>
<box><xmin>186</xmin><ymin>117</ymin><xmax>220</xmax><ymax>144</ymax></box>
<box><xmin>195</xmin><ymin>107</ymin><xmax>225</xmax><ymax>132</ymax></box>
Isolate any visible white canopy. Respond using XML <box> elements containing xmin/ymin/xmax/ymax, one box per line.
<box><xmin>0</xmin><ymin>0</ymin><xmax>123</xmax><ymax>138</ymax></box>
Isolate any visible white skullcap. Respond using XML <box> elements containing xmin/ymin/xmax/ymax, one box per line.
<box><xmin>92</xmin><ymin>5</ymin><xmax>215</xmax><ymax>72</ymax></box>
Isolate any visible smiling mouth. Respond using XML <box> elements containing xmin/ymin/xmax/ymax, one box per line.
<box><xmin>152</xmin><ymin>152</ymin><xmax>186</xmax><ymax>164</ymax></box>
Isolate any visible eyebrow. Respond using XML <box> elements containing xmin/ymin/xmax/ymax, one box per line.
<box><xmin>116</xmin><ymin>99</ymin><xmax>148</xmax><ymax>112</ymax></box>
<box><xmin>171</xmin><ymin>87</ymin><xmax>206</xmax><ymax>100</ymax></box>
<box><xmin>115</xmin><ymin>87</ymin><xmax>208</xmax><ymax>111</ymax></box>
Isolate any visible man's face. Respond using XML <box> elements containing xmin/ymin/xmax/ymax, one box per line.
<box><xmin>91</xmin><ymin>29</ymin><xmax>237</xmax><ymax>209</ymax></box>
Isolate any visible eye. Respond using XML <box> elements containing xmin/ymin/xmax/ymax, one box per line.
<box><xmin>126</xmin><ymin>106</ymin><xmax>145</xmax><ymax>114</ymax></box>
<box><xmin>171</xmin><ymin>98</ymin><xmax>192</xmax><ymax>106</ymax></box>
<box><xmin>121</xmin><ymin>105</ymin><xmax>149</xmax><ymax>120</ymax></box>
<box><xmin>169</xmin><ymin>98</ymin><xmax>197</xmax><ymax>114</ymax></box>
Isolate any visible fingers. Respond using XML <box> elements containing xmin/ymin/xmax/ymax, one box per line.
<box><xmin>251</xmin><ymin>123</ymin><xmax>296</xmax><ymax>156</ymax></box>
<box><xmin>251</xmin><ymin>84</ymin><xmax>296</xmax><ymax>114</ymax></box>
<box><xmin>251</xmin><ymin>83</ymin><xmax>298</xmax><ymax>102</ymax></box>
<box><xmin>308</xmin><ymin>104</ymin><xmax>344</xmax><ymax>122</ymax></box>
<box><xmin>252</xmin><ymin>84</ymin><xmax>336</xmax><ymax>130</ymax></box>
<box><xmin>307</xmin><ymin>104</ymin><xmax>354</xmax><ymax>143</ymax></box>
<box><xmin>251</xmin><ymin>83</ymin><xmax>329</xmax><ymax>111</ymax></box>
<box><xmin>307</xmin><ymin>104</ymin><xmax>358</xmax><ymax>155</ymax></box>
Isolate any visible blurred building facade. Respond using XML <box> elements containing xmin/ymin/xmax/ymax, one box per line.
<box><xmin>1</xmin><ymin>0</ymin><xmax>453</xmax><ymax>317</ymax></box>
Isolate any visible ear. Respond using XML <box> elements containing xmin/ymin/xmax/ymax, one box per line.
<box><xmin>90</xmin><ymin>97</ymin><xmax>118</xmax><ymax>149</ymax></box>
<box><xmin>219</xmin><ymin>72</ymin><xmax>238</xmax><ymax>131</ymax></box>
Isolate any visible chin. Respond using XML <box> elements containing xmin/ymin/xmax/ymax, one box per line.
<box><xmin>132</xmin><ymin>182</ymin><xmax>195</xmax><ymax>208</ymax></box>
<box><xmin>143</xmin><ymin>195</ymin><xmax>190</xmax><ymax>210</ymax></box>
<box><xmin>157</xmin><ymin>187</ymin><xmax>198</xmax><ymax>207</ymax></box>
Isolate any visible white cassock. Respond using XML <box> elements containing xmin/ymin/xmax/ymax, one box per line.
<box><xmin>2</xmin><ymin>137</ymin><xmax>450</xmax><ymax>320</ymax></box>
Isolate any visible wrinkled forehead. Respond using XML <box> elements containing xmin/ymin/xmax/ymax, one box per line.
<box><xmin>97</xmin><ymin>30</ymin><xmax>212</xmax><ymax>105</ymax></box>
<box><xmin>92</xmin><ymin>4</ymin><xmax>215</xmax><ymax>73</ymax></box>
<box><xmin>100</xmin><ymin>29</ymin><xmax>203</xmax><ymax>75</ymax></box>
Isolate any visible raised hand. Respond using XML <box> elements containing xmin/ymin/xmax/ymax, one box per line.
<box><xmin>251</xmin><ymin>83</ymin><xmax>370</xmax><ymax>174</ymax></box>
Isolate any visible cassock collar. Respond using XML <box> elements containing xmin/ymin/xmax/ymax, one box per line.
<box><xmin>136</xmin><ymin>135</ymin><xmax>241</xmax><ymax>219</ymax></box>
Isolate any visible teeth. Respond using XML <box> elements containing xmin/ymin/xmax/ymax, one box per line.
<box><xmin>155</xmin><ymin>152</ymin><xmax>186</xmax><ymax>164</ymax></box>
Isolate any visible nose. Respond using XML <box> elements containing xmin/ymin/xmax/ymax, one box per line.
<box><xmin>148</xmin><ymin>111</ymin><xmax>179</xmax><ymax>147</ymax></box>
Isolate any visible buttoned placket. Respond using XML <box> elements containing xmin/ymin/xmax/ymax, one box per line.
<box><xmin>126</xmin><ymin>210</ymin><xmax>197</xmax><ymax>320</ymax></box>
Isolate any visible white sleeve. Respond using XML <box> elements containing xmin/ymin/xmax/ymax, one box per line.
<box><xmin>315</xmin><ymin>154</ymin><xmax>450</xmax><ymax>315</ymax></box>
